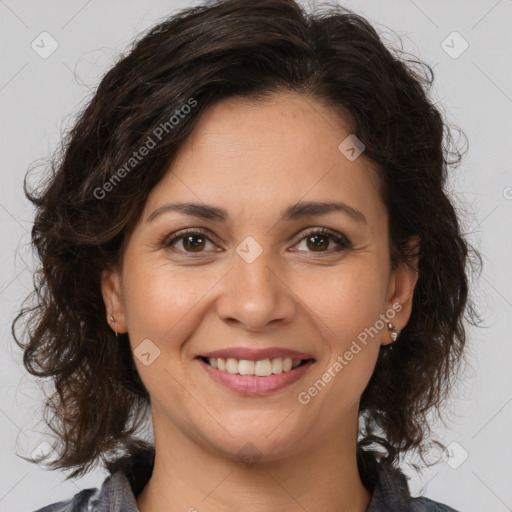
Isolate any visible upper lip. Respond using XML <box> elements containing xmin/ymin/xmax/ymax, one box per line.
<box><xmin>197</xmin><ymin>347</ymin><xmax>315</xmax><ymax>361</ymax></box>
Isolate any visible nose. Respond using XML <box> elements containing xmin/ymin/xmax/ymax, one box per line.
<box><xmin>215</xmin><ymin>248</ymin><xmax>296</xmax><ymax>332</ymax></box>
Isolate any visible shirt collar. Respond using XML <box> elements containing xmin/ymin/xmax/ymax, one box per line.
<box><xmin>96</xmin><ymin>446</ymin><xmax>413</xmax><ymax>511</ymax></box>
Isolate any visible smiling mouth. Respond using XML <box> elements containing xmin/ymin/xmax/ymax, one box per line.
<box><xmin>197</xmin><ymin>356</ymin><xmax>314</xmax><ymax>377</ymax></box>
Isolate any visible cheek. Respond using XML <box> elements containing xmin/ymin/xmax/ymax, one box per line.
<box><xmin>123</xmin><ymin>267</ymin><xmax>204</xmax><ymax>339</ymax></box>
<box><xmin>120</xmin><ymin>264</ymin><xmax>217</xmax><ymax>406</ymax></box>
<box><xmin>296</xmin><ymin>260</ymin><xmax>388</xmax><ymax>346</ymax></box>
<box><xmin>295</xmin><ymin>262</ymin><xmax>386</xmax><ymax>405</ymax></box>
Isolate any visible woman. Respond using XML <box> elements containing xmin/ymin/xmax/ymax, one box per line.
<box><xmin>14</xmin><ymin>0</ymin><xmax>479</xmax><ymax>510</ymax></box>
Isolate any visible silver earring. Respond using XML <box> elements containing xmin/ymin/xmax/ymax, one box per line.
<box><xmin>387</xmin><ymin>323</ymin><xmax>399</xmax><ymax>343</ymax></box>
<box><xmin>110</xmin><ymin>316</ymin><xmax>118</xmax><ymax>337</ymax></box>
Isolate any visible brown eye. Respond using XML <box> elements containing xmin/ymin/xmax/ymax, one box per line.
<box><xmin>182</xmin><ymin>234</ymin><xmax>206</xmax><ymax>252</ymax></box>
<box><xmin>293</xmin><ymin>228</ymin><xmax>351</xmax><ymax>254</ymax></box>
<box><xmin>163</xmin><ymin>229</ymin><xmax>218</xmax><ymax>254</ymax></box>
<box><xmin>305</xmin><ymin>234</ymin><xmax>330</xmax><ymax>251</ymax></box>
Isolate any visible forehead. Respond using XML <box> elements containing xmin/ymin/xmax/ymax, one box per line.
<box><xmin>143</xmin><ymin>92</ymin><xmax>385</xmax><ymax>226</ymax></box>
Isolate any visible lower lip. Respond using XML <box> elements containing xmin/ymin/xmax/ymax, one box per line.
<box><xmin>196</xmin><ymin>358</ymin><xmax>315</xmax><ymax>395</ymax></box>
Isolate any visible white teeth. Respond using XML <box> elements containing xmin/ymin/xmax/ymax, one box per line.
<box><xmin>226</xmin><ymin>357</ymin><xmax>238</xmax><ymax>374</ymax></box>
<box><xmin>272</xmin><ymin>358</ymin><xmax>283</xmax><ymax>374</ymax></box>
<box><xmin>238</xmin><ymin>359</ymin><xmax>255</xmax><ymax>375</ymax></box>
<box><xmin>254</xmin><ymin>359</ymin><xmax>272</xmax><ymax>377</ymax></box>
<box><xmin>205</xmin><ymin>356</ymin><xmax>306</xmax><ymax>376</ymax></box>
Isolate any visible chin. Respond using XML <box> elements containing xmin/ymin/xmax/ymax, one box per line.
<box><xmin>201</xmin><ymin>424</ymin><xmax>307</xmax><ymax>464</ymax></box>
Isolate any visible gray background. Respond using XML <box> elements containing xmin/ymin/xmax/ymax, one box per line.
<box><xmin>1</xmin><ymin>1</ymin><xmax>511</xmax><ymax>510</ymax></box>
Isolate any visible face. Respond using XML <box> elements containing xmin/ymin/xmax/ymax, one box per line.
<box><xmin>102</xmin><ymin>92</ymin><xmax>418</xmax><ymax>462</ymax></box>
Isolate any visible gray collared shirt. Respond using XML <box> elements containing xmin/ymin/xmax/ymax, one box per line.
<box><xmin>33</xmin><ymin>452</ymin><xmax>459</xmax><ymax>512</ymax></box>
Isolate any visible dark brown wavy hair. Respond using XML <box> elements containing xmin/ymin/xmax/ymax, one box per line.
<box><xmin>13</xmin><ymin>0</ymin><xmax>480</xmax><ymax>480</ymax></box>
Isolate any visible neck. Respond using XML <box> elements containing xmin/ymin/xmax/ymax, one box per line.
<box><xmin>137</xmin><ymin>410</ymin><xmax>371</xmax><ymax>512</ymax></box>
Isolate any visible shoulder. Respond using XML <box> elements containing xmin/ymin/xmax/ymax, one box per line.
<box><xmin>367</xmin><ymin>460</ymin><xmax>459</xmax><ymax>512</ymax></box>
<box><xmin>31</xmin><ymin>442</ymin><xmax>154</xmax><ymax>512</ymax></box>
<box><xmin>30</xmin><ymin>471</ymin><xmax>138</xmax><ymax>512</ymax></box>
<box><xmin>408</xmin><ymin>496</ymin><xmax>459</xmax><ymax>511</ymax></box>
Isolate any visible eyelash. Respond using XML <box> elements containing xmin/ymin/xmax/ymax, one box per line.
<box><xmin>162</xmin><ymin>227</ymin><xmax>351</xmax><ymax>257</ymax></box>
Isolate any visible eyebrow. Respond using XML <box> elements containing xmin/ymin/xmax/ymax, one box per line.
<box><xmin>146</xmin><ymin>200</ymin><xmax>367</xmax><ymax>224</ymax></box>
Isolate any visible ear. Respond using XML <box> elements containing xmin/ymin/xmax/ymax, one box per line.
<box><xmin>383</xmin><ymin>235</ymin><xmax>420</xmax><ymax>346</ymax></box>
<box><xmin>100</xmin><ymin>267</ymin><xmax>128</xmax><ymax>334</ymax></box>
